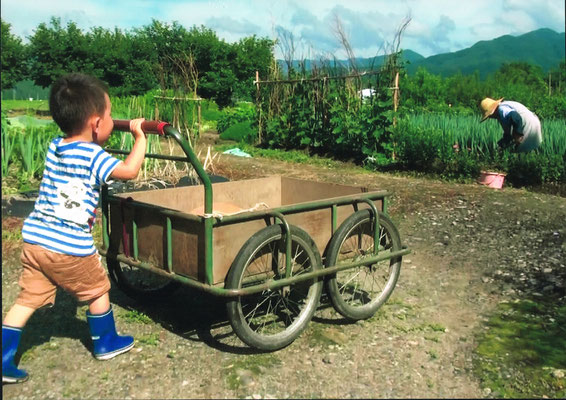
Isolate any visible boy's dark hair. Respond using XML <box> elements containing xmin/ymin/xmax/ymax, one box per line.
<box><xmin>49</xmin><ymin>73</ymin><xmax>109</xmax><ymax>134</ymax></box>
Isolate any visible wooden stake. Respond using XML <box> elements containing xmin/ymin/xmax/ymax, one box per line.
<box><xmin>392</xmin><ymin>70</ymin><xmax>400</xmax><ymax>160</ymax></box>
<box><xmin>393</xmin><ymin>71</ymin><xmax>399</xmax><ymax>113</ymax></box>
<box><xmin>256</xmin><ymin>70</ymin><xmax>262</xmax><ymax>143</ymax></box>
<box><xmin>198</xmin><ymin>101</ymin><xmax>202</xmax><ymax>137</ymax></box>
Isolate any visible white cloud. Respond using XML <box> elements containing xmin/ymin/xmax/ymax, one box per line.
<box><xmin>1</xmin><ymin>0</ymin><xmax>563</xmax><ymax>58</ymax></box>
<box><xmin>206</xmin><ymin>16</ymin><xmax>261</xmax><ymax>36</ymax></box>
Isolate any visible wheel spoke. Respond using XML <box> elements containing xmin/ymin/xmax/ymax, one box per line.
<box><xmin>245</xmin><ymin>246</ymin><xmax>308</xmax><ymax>333</ymax></box>
<box><xmin>369</xmin><ymin>269</ymin><xmax>384</xmax><ymax>294</ymax></box>
<box><xmin>339</xmin><ymin>269</ymin><xmax>361</xmax><ymax>293</ymax></box>
<box><xmin>243</xmin><ymin>290</ymin><xmax>277</xmax><ymax>321</ymax></box>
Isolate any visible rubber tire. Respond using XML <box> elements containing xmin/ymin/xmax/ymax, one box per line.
<box><xmin>106</xmin><ymin>258</ymin><xmax>180</xmax><ymax>302</ymax></box>
<box><xmin>325</xmin><ymin>209</ymin><xmax>402</xmax><ymax>320</ymax></box>
<box><xmin>225</xmin><ymin>224</ymin><xmax>323</xmax><ymax>351</ymax></box>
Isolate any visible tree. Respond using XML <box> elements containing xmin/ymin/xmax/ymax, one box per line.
<box><xmin>541</xmin><ymin>60</ymin><xmax>566</xmax><ymax>119</ymax></box>
<box><xmin>27</xmin><ymin>18</ymin><xmax>91</xmax><ymax>88</ymax></box>
<box><xmin>16</xmin><ymin>16</ymin><xmax>275</xmax><ymax>103</ymax></box>
<box><xmin>445</xmin><ymin>71</ymin><xmax>483</xmax><ymax>111</ymax></box>
<box><xmin>199</xmin><ymin>44</ymin><xmax>238</xmax><ymax>107</ymax></box>
<box><xmin>1</xmin><ymin>19</ymin><xmax>28</xmax><ymax>89</ymax></box>
<box><xmin>401</xmin><ymin>67</ymin><xmax>446</xmax><ymax>110</ymax></box>
<box><xmin>232</xmin><ymin>35</ymin><xmax>275</xmax><ymax>101</ymax></box>
<box><xmin>486</xmin><ymin>62</ymin><xmax>547</xmax><ymax>110</ymax></box>
<box><xmin>85</xmin><ymin>27</ymin><xmax>157</xmax><ymax>96</ymax></box>
<box><xmin>548</xmin><ymin>60</ymin><xmax>565</xmax><ymax>97</ymax></box>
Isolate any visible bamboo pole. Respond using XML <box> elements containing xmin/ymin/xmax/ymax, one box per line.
<box><xmin>392</xmin><ymin>70</ymin><xmax>400</xmax><ymax>160</ymax></box>
<box><xmin>255</xmin><ymin>70</ymin><xmax>262</xmax><ymax>143</ymax></box>
<box><xmin>393</xmin><ymin>71</ymin><xmax>399</xmax><ymax>114</ymax></box>
<box><xmin>198</xmin><ymin>102</ymin><xmax>202</xmax><ymax>136</ymax></box>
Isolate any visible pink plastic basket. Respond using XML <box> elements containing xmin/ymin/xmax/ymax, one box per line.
<box><xmin>478</xmin><ymin>171</ymin><xmax>506</xmax><ymax>189</ymax></box>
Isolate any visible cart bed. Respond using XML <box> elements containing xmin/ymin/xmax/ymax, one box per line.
<box><xmin>107</xmin><ymin>176</ymin><xmax>383</xmax><ymax>285</ymax></box>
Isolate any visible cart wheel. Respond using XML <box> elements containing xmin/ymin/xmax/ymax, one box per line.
<box><xmin>106</xmin><ymin>258</ymin><xmax>180</xmax><ymax>302</ymax></box>
<box><xmin>325</xmin><ymin>209</ymin><xmax>402</xmax><ymax>320</ymax></box>
<box><xmin>225</xmin><ymin>224</ymin><xmax>323</xmax><ymax>351</ymax></box>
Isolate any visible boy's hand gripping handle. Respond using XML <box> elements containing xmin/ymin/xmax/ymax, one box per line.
<box><xmin>112</xmin><ymin>119</ymin><xmax>170</xmax><ymax>136</ymax></box>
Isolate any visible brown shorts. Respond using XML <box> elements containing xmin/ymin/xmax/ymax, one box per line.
<box><xmin>16</xmin><ymin>243</ymin><xmax>111</xmax><ymax>309</ymax></box>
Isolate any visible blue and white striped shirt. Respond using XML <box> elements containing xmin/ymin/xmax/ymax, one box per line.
<box><xmin>22</xmin><ymin>137</ymin><xmax>120</xmax><ymax>256</ymax></box>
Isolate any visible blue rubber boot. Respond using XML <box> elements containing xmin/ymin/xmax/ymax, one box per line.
<box><xmin>86</xmin><ymin>307</ymin><xmax>134</xmax><ymax>360</ymax></box>
<box><xmin>2</xmin><ymin>325</ymin><xmax>29</xmax><ymax>383</ymax></box>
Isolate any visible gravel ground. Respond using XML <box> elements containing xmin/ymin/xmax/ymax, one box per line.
<box><xmin>2</xmin><ymin>151</ymin><xmax>565</xmax><ymax>399</ymax></box>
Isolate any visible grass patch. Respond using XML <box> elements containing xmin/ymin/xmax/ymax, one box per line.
<box><xmin>215</xmin><ymin>143</ymin><xmax>345</xmax><ymax>169</ymax></box>
<box><xmin>307</xmin><ymin>323</ymin><xmax>350</xmax><ymax>348</ymax></box>
<box><xmin>1</xmin><ymin>99</ymin><xmax>49</xmax><ymax>113</ymax></box>
<box><xmin>474</xmin><ymin>299</ymin><xmax>566</xmax><ymax>398</ymax></box>
<box><xmin>427</xmin><ymin>349</ymin><xmax>439</xmax><ymax>360</ymax></box>
<box><xmin>224</xmin><ymin>353</ymin><xmax>281</xmax><ymax>390</ymax></box>
<box><xmin>428</xmin><ymin>323</ymin><xmax>447</xmax><ymax>332</ymax></box>
<box><xmin>424</xmin><ymin>334</ymin><xmax>441</xmax><ymax>343</ymax></box>
<box><xmin>20</xmin><ymin>347</ymin><xmax>38</xmax><ymax>363</ymax></box>
<box><xmin>137</xmin><ymin>333</ymin><xmax>160</xmax><ymax>346</ymax></box>
<box><xmin>123</xmin><ymin>310</ymin><xmax>152</xmax><ymax>324</ymax></box>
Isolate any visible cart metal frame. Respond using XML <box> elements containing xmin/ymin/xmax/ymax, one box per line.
<box><xmin>99</xmin><ymin>120</ymin><xmax>411</xmax><ymax>349</ymax></box>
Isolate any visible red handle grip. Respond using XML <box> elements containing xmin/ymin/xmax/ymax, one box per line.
<box><xmin>112</xmin><ymin>119</ymin><xmax>170</xmax><ymax>135</ymax></box>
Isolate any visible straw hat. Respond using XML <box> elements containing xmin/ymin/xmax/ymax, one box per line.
<box><xmin>480</xmin><ymin>97</ymin><xmax>504</xmax><ymax>122</ymax></box>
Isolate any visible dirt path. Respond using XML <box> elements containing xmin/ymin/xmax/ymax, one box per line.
<box><xmin>2</xmin><ymin>149</ymin><xmax>565</xmax><ymax>399</ymax></box>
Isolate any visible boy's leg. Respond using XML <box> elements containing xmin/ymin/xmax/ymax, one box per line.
<box><xmin>3</xmin><ymin>304</ymin><xmax>36</xmax><ymax>328</ymax></box>
<box><xmin>88</xmin><ymin>292</ymin><xmax>110</xmax><ymax>315</ymax></box>
<box><xmin>40</xmin><ymin>251</ymin><xmax>133</xmax><ymax>359</ymax></box>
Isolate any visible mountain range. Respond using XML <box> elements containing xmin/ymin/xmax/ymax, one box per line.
<box><xmin>282</xmin><ymin>28</ymin><xmax>565</xmax><ymax>79</ymax></box>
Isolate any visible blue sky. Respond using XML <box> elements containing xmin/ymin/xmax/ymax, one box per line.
<box><xmin>1</xmin><ymin>0</ymin><xmax>564</xmax><ymax>58</ymax></box>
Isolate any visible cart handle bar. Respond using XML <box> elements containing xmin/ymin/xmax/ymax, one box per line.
<box><xmin>112</xmin><ymin>119</ymin><xmax>170</xmax><ymax>136</ymax></box>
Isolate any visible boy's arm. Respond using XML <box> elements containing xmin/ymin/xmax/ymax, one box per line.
<box><xmin>110</xmin><ymin>118</ymin><xmax>147</xmax><ymax>180</ymax></box>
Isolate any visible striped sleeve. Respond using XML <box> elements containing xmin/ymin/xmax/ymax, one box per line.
<box><xmin>91</xmin><ymin>147</ymin><xmax>120</xmax><ymax>184</ymax></box>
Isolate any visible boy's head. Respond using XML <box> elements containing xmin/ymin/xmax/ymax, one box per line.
<box><xmin>49</xmin><ymin>73</ymin><xmax>110</xmax><ymax>135</ymax></box>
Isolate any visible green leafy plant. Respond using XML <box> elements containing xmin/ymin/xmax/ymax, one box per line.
<box><xmin>1</xmin><ymin>113</ymin><xmax>17</xmax><ymax>176</ymax></box>
<box><xmin>216</xmin><ymin>102</ymin><xmax>256</xmax><ymax>134</ymax></box>
<box><xmin>219</xmin><ymin>120</ymin><xmax>256</xmax><ymax>143</ymax></box>
<box><xmin>18</xmin><ymin>128</ymin><xmax>40</xmax><ymax>180</ymax></box>
<box><xmin>14</xmin><ymin>124</ymin><xmax>59</xmax><ymax>182</ymax></box>
<box><xmin>258</xmin><ymin>61</ymin><xmax>397</xmax><ymax>164</ymax></box>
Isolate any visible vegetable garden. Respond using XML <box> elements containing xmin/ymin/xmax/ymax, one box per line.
<box><xmin>2</xmin><ymin>17</ymin><xmax>564</xmax><ymax>192</ymax></box>
<box><xmin>2</xmin><ymin>89</ymin><xmax>565</xmax><ymax>196</ymax></box>
<box><xmin>249</xmin><ymin>61</ymin><xmax>565</xmax><ymax>188</ymax></box>
<box><xmin>393</xmin><ymin>114</ymin><xmax>566</xmax><ymax>185</ymax></box>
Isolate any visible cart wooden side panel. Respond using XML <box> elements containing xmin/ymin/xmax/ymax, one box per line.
<box><xmin>107</xmin><ymin>176</ymin><xmax>381</xmax><ymax>285</ymax></box>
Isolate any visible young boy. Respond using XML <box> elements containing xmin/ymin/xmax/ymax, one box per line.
<box><xmin>480</xmin><ymin>97</ymin><xmax>542</xmax><ymax>153</ymax></box>
<box><xmin>2</xmin><ymin>73</ymin><xmax>147</xmax><ymax>383</ymax></box>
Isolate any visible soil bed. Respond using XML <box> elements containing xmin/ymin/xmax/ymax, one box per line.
<box><xmin>2</xmin><ymin>145</ymin><xmax>565</xmax><ymax>398</ymax></box>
